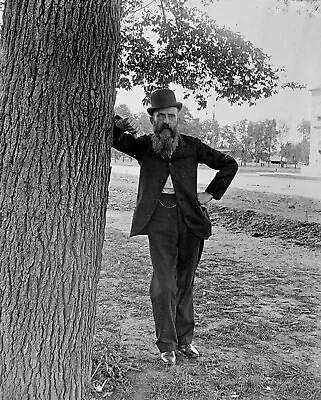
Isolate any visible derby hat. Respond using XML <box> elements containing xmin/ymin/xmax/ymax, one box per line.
<box><xmin>147</xmin><ymin>88</ymin><xmax>183</xmax><ymax>116</ymax></box>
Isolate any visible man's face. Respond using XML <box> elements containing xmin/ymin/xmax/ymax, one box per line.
<box><xmin>150</xmin><ymin>107</ymin><xmax>180</xmax><ymax>159</ymax></box>
<box><xmin>150</xmin><ymin>107</ymin><xmax>179</xmax><ymax>136</ymax></box>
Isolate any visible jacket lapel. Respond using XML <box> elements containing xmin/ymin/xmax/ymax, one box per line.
<box><xmin>171</xmin><ymin>135</ymin><xmax>188</xmax><ymax>161</ymax></box>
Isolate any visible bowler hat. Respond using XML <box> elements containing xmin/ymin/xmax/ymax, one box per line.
<box><xmin>147</xmin><ymin>88</ymin><xmax>183</xmax><ymax>116</ymax></box>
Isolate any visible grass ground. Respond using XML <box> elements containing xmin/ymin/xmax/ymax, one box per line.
<box><xmin>87</xmin><ymin>173</ymin><xmax>321</xmax><ymax>400</ymax></box>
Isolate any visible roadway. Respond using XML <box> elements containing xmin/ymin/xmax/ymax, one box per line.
<box><xmin>110</xmin><ymin>164</ymin><xmax>321</xmax><ymax>201</ymax></box>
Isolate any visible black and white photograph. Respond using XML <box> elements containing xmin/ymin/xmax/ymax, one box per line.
<box><xmin>0</xmin><ymin>1</ymin><xmax>320</xmax><ymax>399</ymax></box>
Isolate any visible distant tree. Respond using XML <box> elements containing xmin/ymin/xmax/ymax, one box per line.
<box><xmin>228</xmin><ymin>128</ymin><xmax>242</xmax><ymax>157</ymax></box>
<box><xmin>217</xmin><ymin>124</ymin><xmax>239</xmax><ymax>156</ymax></box>
<box><xmin>277</xmin><ymin>120</ymin><xmax>290</xmax><ymax>143</ymax></box>
<box><xmin>284</xmin><ymin>140</ymin><xmax>309</xmax><ymax>166</ymax></box>
<box><xmin>297</xmin><ymin>119</ymin><xmax>311</xmax><ymax>163</ymax></box>
<box><xmin>247</xmin><ymin>121</ymin><xmax>265</xmax><ymax>163</ymax></box>
<box><xmin>200</xmin><ymin>118</ymin><xmax>221</xmax><ymax>147</ymax></box>
<box><xmin>297</xmin><ymin>119</ymin><xmax>311</xmax><ymax>142</ymax></box>
<box><xmin>262</xmin><ymin>119</ymin><xmax>278</xmax><ymax>164</ymax></box>
<box><xmin>280</xmin><ymin>141</ymin><xmax>293</xmax><ymax>165</ymax></box>
<box><xmin>246</xmin><ymin>119</ymin><xmax>278</xmax><ymax>164</ymax></box>
<box><xmin>295</xmin><ymin>141</ymin><xmax>310</xmax><ymax>164</ymax></box>
<box><xmin>276</xmin><ymin>120</ymin><xmax>290</xmax><ymax>164</ymax></box>
<box><xmin>217</xmin><ymin>125</ymin><xmax>233</xmax><ymax>149</ymax></box>
<box><xmin>179</xmin><ymin>105</ymin><xmax>202</xmax><ymax>137</ymax></box>
<box><xmin>233</xmin><ymin>119</ymin><xmax>250</xmax><ymax>165</ymax></box>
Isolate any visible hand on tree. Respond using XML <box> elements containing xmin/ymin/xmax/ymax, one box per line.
<box><xmin>114</xmin><ymin>116</ymin><xmax>141</xmax><ymax>136</ymax></box>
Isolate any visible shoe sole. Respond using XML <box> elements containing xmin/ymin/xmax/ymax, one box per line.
<box><xmin>177</xmin><ymin>349</ymin><xmax>200</xmax><ymax>358</ymax></box>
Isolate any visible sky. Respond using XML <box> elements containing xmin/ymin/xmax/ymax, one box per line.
<box><xmin>115</xmin><ymin>0</ymin><xmax>321</xmax><ymax>140</ymax></box>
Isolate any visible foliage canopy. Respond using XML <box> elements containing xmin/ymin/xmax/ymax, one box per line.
<box><xmin>118</xmin><ymin>0</ymin><xmax>281</xmax><ymax>109</ymax></box>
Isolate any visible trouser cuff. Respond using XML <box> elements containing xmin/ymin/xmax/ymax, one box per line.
<box><xmin>157</xmin><ymin>342</ymin><xmax>177</xmax><ymax>353</ymax></box>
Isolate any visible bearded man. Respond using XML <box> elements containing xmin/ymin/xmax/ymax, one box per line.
<box><xmin>113</xmin><ymin>88</ymin><xmax>238</xmax><ymax>366</ymax></box>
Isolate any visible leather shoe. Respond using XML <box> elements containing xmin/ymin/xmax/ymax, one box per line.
<box><xmin>177</xmin><ymin>343</ymin><xmax>200</xmax><ymax>358</ymax></box>
<box><xmin>160</xmin><ymin>351</ymin><xmax>176</xmax><ymax>366</ymax></box>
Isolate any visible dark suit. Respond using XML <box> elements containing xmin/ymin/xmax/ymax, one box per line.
<box><xmin>112</xmin><ymin>126</ymin><xmax>238</xmax><ymax>352</ymax></box>
<box><xmin>113</xmin><ymin>128</ymin><xmax>238</xmax><ymax>238</ymax></box>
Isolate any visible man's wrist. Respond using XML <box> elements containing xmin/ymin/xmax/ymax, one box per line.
<box><xmin>205</xmin><ymin>191</ymin><xmax>213</xmax><ymax>201</ymax></box>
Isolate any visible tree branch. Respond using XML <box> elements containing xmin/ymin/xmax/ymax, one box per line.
<box><xmin>159</xmin><ymin>0</ymin><xmax>168</xmax><ymax>25</ymax></box>
<box><xmin>131</xmin><ymin>0</ymin><xmax>157</xmax><ymax>16</ymax></box>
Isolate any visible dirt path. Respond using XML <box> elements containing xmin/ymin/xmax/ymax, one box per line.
<box><xmin>90</xmin><ymin>204</ymin><xmax>321</xmax><ymax>400</ymax></box>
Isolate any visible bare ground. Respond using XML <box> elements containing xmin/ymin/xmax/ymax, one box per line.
<box><xmin>87</xmin><ymin>173</ymin><xmax>321</xmax><ymax>400</ymax></box>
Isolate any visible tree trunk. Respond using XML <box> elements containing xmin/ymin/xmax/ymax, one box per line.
<box><xmin>0</xmin><ymin>1</ymin><xmax>120</xmax><ymax>399</ymax></box>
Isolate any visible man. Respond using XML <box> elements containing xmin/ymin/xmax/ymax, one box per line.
<box><xmin>113</xmin><ymin>88</ymin><xmax>238</xmax><ymax>366</ymax></box>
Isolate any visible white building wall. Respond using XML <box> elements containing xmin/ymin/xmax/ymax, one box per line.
<box><xmin>301</xmin><ymin>87</ymin><xmax>321</xmax><ymax>176</ymax></box>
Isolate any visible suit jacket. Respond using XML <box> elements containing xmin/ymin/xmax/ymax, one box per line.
<box><xmin>112</xmin><ymin>126</ymin><xmax>238</xmax><ymax>239</ymax></box>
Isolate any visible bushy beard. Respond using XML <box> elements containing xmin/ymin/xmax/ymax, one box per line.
<box><xmin>151</xmin><ymin>124</ymin><xmax>179</xmax><ymax>160</ymax></box>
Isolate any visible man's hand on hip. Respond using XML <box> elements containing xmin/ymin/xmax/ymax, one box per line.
<box><xmin>197</xmin><ymin>191</ymin><xmax>213</xmax><ymax>205</ymax></box>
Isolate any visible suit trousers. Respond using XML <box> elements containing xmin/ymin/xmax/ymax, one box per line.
<box><xmin>146</xmin><ymin>193</ymin><xmax>204</xmax><ymax>353</ymax></box>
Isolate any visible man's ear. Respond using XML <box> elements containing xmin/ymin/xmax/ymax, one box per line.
<box><xmin>149</xmin><ymin>116</ymin><xmax>153</xmax><ymax>124</ymax></box>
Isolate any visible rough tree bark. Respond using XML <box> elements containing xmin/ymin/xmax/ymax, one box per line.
<box><xmin>0</xmin><ymin>1</ymin><xmax>121</xmax><ymax>398</ymax></box>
